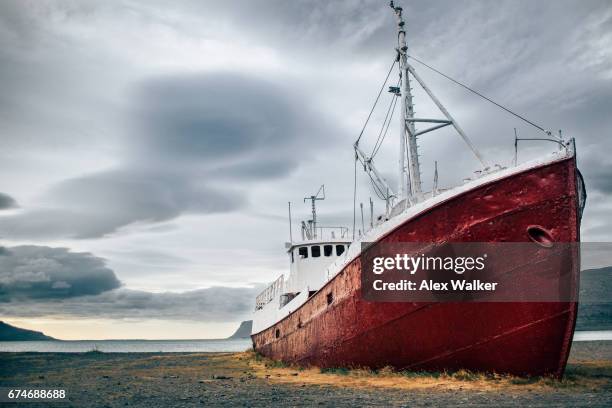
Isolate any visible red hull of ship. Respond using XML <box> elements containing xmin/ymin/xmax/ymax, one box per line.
<box><xmin>252</xmin><ymin>157</ymin><xmax>581</xmax><ymax>377</ymax></box>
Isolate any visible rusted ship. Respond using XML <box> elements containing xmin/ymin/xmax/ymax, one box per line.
<box><xmin>251</xmin><ymin>2</ymin><xmax>586</xmax><ymax>377</ymax></box>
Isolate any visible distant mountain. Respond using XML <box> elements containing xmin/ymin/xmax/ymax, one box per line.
<box><xmin>0</xmin><ymin>321</ymin><xmax>55</xmax><ymax>341</ymax></box>
<box><xmin>228</xmin><ymin>320</ymin><xmax>252</xmax><ymax>339</ymax></box>
<box><xmin>577</xmin><ymin>266</ymin><xmax>612</xmax><ymax>331</ymax></box>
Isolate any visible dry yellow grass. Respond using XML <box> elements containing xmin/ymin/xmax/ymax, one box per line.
<box><xmin>239</xmin><ymin>351</ymin><xmax>612</xmax><ymax>393</ymax></box>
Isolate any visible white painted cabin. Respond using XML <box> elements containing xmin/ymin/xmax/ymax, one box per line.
<box><xmin>253</xmin><ymin>208</ymin><xmax>352</xmax><ymax>333</ymax></box>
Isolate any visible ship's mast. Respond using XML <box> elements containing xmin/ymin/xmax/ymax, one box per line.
<box><xmin>392</xmin><ymin>2</ymin><xmax>422</xmax><ymax>203</ymax></box>
<box><xmin>304</xmin><ymin>185</ymin><xmax>325</xmax><ymax>239</ymax></box>
<box><xmin>351</xmin><ymin>2</ymin><xmax>488</xmax><ymax>217</ymax></box>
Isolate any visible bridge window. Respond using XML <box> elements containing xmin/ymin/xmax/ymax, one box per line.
<box><xmin>311</xmin><ymin>245</ymin><xmax>321</xmax><ymax>257</ymax></box>
<box><xmin>298</xmin><ymin>247</ymin><xmax>308</xmax><ymax>259</ymax></box>
<box><xmin>336</xmin><ymin>245</ymin><xmax>345</xmax><ymax>256</ymax></box>
<box><xmin>324</xmin><ymin>245</ymin><xmax>333</xmax><ymax>257</ymax></box>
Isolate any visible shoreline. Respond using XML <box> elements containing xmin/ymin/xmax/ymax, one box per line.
<box><xmin>1</xmin><ymin>341</ymin><xmax>611</xmax><ymax>407</ymax></box>
<box><xmin>1</xmin><ymin>336</ymin><xmax>611</xmax><ymax>357</ymax></box>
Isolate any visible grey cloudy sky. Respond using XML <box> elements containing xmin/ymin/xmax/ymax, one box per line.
<box><xmin>0</xmin><ymin>0</ymin><xmax>611</xmax><ymax>339</ymax></box>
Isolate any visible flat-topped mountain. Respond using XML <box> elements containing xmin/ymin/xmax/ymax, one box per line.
<box><xmin>228</xmin><ymin>320</ymin><xmax>252</xmax><ymax>339</ymax></box>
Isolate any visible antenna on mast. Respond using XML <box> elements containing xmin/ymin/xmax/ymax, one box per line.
<box><xmin>304</xmin><ymin>185</ymin><xmax>325</xmax><ymax>239</ymax></box>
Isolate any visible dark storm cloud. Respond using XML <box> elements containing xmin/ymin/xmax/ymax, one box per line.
<box><xmin>0</xmin><ymin>286</ymin><xmax>262</xmax><ymax>321</ymax></box>
<box><xmin>131</xmin><ymin>73</ymin><xmax>329</xmax><ymax>168</ymax></box>
<box><xmin>0</xmin><ymin>245</ymin><xmax>121</xmax><ymax>301</ymax></box>
<box><xmin>0</xmin><ymin>72</ymin><xmax>336</xmax><ymax>239</ymax></box>
<box><xmin>0</xmin><ymin>244</ymin><xmax>261</xmax><ymax>321</ymax></box>
<box><xmin>0</xmin><ymin>171</ymin><xmax>243</xmax><ymax>239</ymax></box>
<box><xmin>0</xmin><ymin>193</ymin><xmax>17</xmax><ymax>209</ymax></box>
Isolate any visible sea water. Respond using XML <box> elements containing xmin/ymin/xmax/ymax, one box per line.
<box><xmin>0</xmin><ymin>338</ymin><xmax>252</xmax><ymax>353</ymax></box>
<box><xmin>573</xmin><ymin>330</ymin><xmax>612</xmax><ymax>341</ymax></box>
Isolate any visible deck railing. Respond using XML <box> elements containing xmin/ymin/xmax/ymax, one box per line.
<box><xmin>255</xmin><ymin>275</ymin><xmax>284</xmax><ymax>310</ymax></box>
<box><xmin>304</xmin><ymin>225</ymin><xmax>350</xmax><ymax>241</ymax></box>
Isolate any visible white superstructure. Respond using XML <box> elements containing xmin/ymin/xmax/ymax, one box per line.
<box><xmin>253</xmin><ymin>184</ymin><xmax>352</xmax><ymax>333</ymax></box>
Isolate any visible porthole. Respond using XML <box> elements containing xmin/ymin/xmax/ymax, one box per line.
<box><xmin>527</xmin><ymin>225</ymin><xmax>553</xmax><ymax>248</ymax></box>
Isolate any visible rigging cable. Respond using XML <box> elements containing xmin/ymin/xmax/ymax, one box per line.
<box><xmin>372</xmin><ymin>87</ymin><xmax>400</xmax><ymax>159</ymax></box>
<box><xmin>352</xmin><ymin>153</ymin><xmax>358</xmax><ymax>240</ymax></box>
<box><xmin>356</xmin><ymin>153</ymin><xmax>388</xmax><ymax>201</ymax></box>
<box><xmin>355</xmin><ymin>57</ymin><xmax>397</xmax><ymax>145</ymax></box>
<box><xmin>353</xmin><ymin>55</ymin><xmax>398</xmax><ymax>240</ymax></box>
<box><xmin>408</xmin><ymin>55</ymin><xmax>553</xmax><ymax>136</ymax></box>
<box><xmin>370</xmin><ymin>81</ymin><xmax>398</xmax><ymax>157</ymax></box>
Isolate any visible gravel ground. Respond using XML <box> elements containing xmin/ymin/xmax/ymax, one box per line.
<box><xmin>1</xmin><ymin>342</ymin><xmax>611</xmax><ymax>407</ymax></box>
